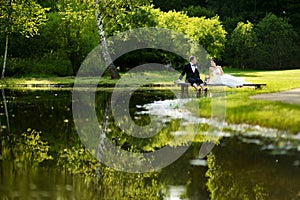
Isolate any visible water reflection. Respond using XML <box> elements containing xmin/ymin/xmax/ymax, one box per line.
<box><xmin>0</xmin><ymin>88</ymin><xmax>300</xmax><ymax>199</ymax></box>
<box><xmin>206</xmin><ymin>136</ymin><xmax>300</xmax><ymax>200</ymax></box>
<box><xmin>0</xmin><ymin>161</ymin><xmax>99</xmax><ymax>200</ymax></box>
<box><xmin>1</xmin><ymin>89</ymin><xmax>10</xmax><ymax>133</ymax></box>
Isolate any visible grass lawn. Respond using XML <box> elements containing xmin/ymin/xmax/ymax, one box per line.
<box><xmin>1</xmin><ymin>68</ymin><xmax>300</xmax><ymax>133</ymax></box>
<box><xmin>0</xmin><ymin>76</ymin><xmax>76</xmax><ymax>86</ymax></box>
<box><xmin>196</xmin><ymin>68</ymin><xmax>300</xmax><ymax>134</ymax></box>
<box><xmin>0</xmin><ymin>71</ymin><xmax>178</xmax><ymax>87</ymax></box>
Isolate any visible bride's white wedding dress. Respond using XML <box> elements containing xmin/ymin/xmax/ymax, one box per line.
<box><xmin>208</xmin><ymin>67</ymin><xmax>249</xmax><ymax>88</ymax></box>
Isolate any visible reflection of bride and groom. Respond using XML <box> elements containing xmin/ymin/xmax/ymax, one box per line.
<box><xmin>177</xmin><ymin>56</ymin><xmax>249</xmax><ymax>92</ymax></box>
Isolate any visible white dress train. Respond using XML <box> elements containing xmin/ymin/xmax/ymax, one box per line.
<box><xmin>209</xmin><ymin>67</ymin><xmax>249</xmax><ymax>88</ymax></box>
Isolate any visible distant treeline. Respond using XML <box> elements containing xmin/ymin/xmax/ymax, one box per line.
<box><xmin>154</xmin><ymin>0</ymin><xmax>300</xmax><ymax>69</ymax></box>
<box><xmin>0</xmin><ymin>0</ymin><xmax>299</xmax><ymax>77</ymax></box>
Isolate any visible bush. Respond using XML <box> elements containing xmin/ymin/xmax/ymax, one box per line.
<box><xmin>2</xmin><ymin>52</ymin><xmax>73</xmax><ymax>77</ymax></box>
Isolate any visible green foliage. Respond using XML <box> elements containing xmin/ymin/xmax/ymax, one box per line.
<box><xmin>154</xmin><ymin>0</ymin><xmax>300</xmax><ymax>32</ymax></box>
<box><xmin>183</xmin><ymin>5</ymin><xmax>216</xmax><ymax>18</ymax></box>
<box><xmin>104</xmin><ymin>5</ymin><xmax>157</xmax><ymax>37</ymax></box>
<box><xmin>97</xmin><ymin>167</ymin><xmax>162</xmax><ymax>200</ymax></box>
<box><xmin>2</xmin><ymin>129</ymin><xmax>53</xmax><ymax>169</ymax></box>
<box><xmin>153</xmin><ymin>0</ymin><xmax>300</xmax><ymax>69</ymax></box>
<box><xmin>95</xmin><ymin>0</ymin><xmax>154</xmax><ymax>36</ymax></box>
<box><xmin>252</xmin><ymin>13</ymin><xmax>299</xmax><ymax>69</ymax></box>
<box><xmin>35</xmin><ymin>0</ymin><xmax>57</xmax><ymax>10</ymax></box>
<box><xmin>221</xmin><ymin>16</ymin><xmax>245</xmax><ymax>34</ymax></box>
<box><xmin>153</xmin><ymin>9</ymin><xmax>227</xmax><ymax>59</ymax></box>
<box><xmin>0</xmin><ymin>0</ymin><xmax>50</xmax><ymax>78</ymax></box>
<box><xmin>96</xmin><ymin>5</ymin><xmax>226</xmax><ymax>70</ymax></box>
<box><xmin>206</xmin><ymin>0</ymin><xmax>289</xmax><ymax>24</ymax></box>
<box><xmin>53</xmin><ymin>0</ymin><xmax>98</xmax><ymax>75</ymax></box>
<box><xmin>153</xmin><ymin>0</ymin><xmax>201</xmax><ymax>11</ymax></box>
<box><xmin>0</xmin><ymin>0</ymin><xmax>49</xmax><ymax>37</ymax></box>
<box><xmin>206</xmin><ymin>153</ymin><xmax>269</xmax><ymax>200</ymax></box>
<box><xmin>57</xmin><ymin>145</ymin><xmax>101</xmax><ymax>177</ymax></box>
<box><xmin>286</xmin><ymin>1</ymin><xmax>300</xmax><ymax>30</ymax></box>
<box><xmin>0</xmin><ymin>54</ymin><xmax>73</xmax><ymax>77</ymax></box>
<box><xmin>226</xmin><ymin>21</ymin><xmax>255</xmax><ymax>68</ymax></box>
<box><xmin>56</xmin><ymin>144</ymin><xmax>163</xmax><ymax>199</ymax></box>
<box><xmin>1</xmin><ymin>0</ymin><xmax>299</xmax><ymax>77</ymax></box>
<box><xmin>225</xmin><ymin>14</ymin><xmax>300</xmax><ymax>69</ymax></box>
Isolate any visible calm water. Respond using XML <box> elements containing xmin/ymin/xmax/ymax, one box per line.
<box><xmin>0</xmin><ymin>88</ymin><xmax>300</xmax><ymax>200</ymax></box>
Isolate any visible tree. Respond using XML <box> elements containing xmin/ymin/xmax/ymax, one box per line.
<box><xmin>225</xmin><ymin>21</ymin><xmax>255</xmax><ymax>68</ymax></box>
<box><xmin>104</xmin><ymin>5</ymin><xmax>157</xmax><ymax>37</ymax></box>
<box><xmin>153</xmin><ymin>9</ymin><xmax>227</xmax><ymax>59</ymax></box>
<box><xmin>0</xmin><ymin>0</ymin><xmax>49</xmax><ymax>79</ymax></box>
<box><xmin>183</xmin><ymin>5</ymin><xmax>216</xmax><ymax>18</ymax></box>
<box><xmin>253</xmin><ymin>13</ymin><xmax>298</xmax><ymax>69</ymax></box>
<box><xmin>152</xmin><ymin>0</ymin><xmax>202</xmax><ymax>11</ymax></box>
<box><xmin>94</xmin><ymin>0</ymin><xmax>153</xmax><ymax>79</ymax></box>
<box><xmin>54</xmin><ymin>0</ymin><xmax>98</xmax><ymax>75</ymax></box>
<box><xmin>286</xmin><ymin>0</ymin><xmax>300</xmax><ymax>31</ymax></box>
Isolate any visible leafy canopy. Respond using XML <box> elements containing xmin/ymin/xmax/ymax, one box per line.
<box><xmin>0</xmin><ymin>0</ymin><xmax>49</xmax><ymax>37</ymax></box>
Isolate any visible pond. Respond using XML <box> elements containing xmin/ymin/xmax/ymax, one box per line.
<box><xmin>0</xmin><ymin>88</ymin><xmax>300</xmax><ymax>199</ymax></box>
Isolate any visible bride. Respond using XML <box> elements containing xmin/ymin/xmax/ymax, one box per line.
<box><xmin>207</xmin><ymin>59</ymin><xmax>249</xmax><ymax>88</ymax></box>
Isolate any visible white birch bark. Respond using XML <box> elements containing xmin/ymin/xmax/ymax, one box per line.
<box><xmin>1</xmin><ymin>33</ymin><xmax>9</xmax><ymax>79</ymax></box>
<box><xmin>94</xmin><ymin>0</ymin><xmax>120</xmax><ymax>79</ymax></box>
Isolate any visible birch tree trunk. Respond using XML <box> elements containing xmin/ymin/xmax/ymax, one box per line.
<box><xmin>1</xmin><ymin>33</ymin><xmax>9</xmax><ymax>79</ymax></box>
<box><xmin>94</xmin><ymin>0</ymin><xmax>120</xmax><ymax>79</ymax></box>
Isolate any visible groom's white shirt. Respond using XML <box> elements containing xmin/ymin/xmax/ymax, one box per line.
<box><xmin>190</xmin><ymin>62</ymin><xmax>196</xmax><ymax>73</ymax></box>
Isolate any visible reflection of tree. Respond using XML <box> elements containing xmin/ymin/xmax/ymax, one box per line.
<box><xmin>161</xmin><ymin>143</ymin><xmax>210</xmax><ymax>199</ymax></box>
<box><xmin>2</xmin><ymin>129</ymin><xmax>53</xmax><ymax>170</ymax></box>
<box><xmin>97</xmin><ymin>167</ymin><xmax>163</xmax><ymax>199</ymax></box>
<box><xmin>206</xmin><ymin>136</ymin><xmax>300</xmax><ymax>199</ymax></box>
<box><xmin>1</xmin><ymin>129</ymin><xmax>53</xmax><ymax>198</ymax></box>
<box><xmin>1</xmin><ymin>89</ymin><xmax>10</xmax><ymax>133</ymax></box>
<box><xmin>186</xmin><ymin>165</ymin><xmax>210</xmax><ymax>199</ymax></box>
<box><xmin>185</xmin><ymin>143</ymin><xmax>210</xmax><ymax>199</ymax></box>
<box><xmin>1</xmin><ymin>88</ymin><xmax>209</xmax><ymax>199</ymax></box>
<box><xmin>206</xmin><ymin>138</ymin><xmax>270</xmax><ymax>200</ymax></box>
<box><xmin>3</xmin><ymin>90</ymin><xmax>80</xmax><ymax>147</ymax></box>
<box><xmin>96</xmin><ymin>94</ymin><xmax>111</xmax><ymax>178</ymax></box>
<box><xmin>1</xmin><ymin>132</ymin><xmax>162</xmax><ymax>199</ymax></box>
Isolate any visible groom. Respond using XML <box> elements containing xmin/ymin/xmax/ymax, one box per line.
<box><xmin>177</xmin><ymin>56</ymin><xmax>205</xmax><ymax>92</ymax></box>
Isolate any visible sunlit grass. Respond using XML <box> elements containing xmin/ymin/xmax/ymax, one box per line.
<box><xmin>226</xmin><ymin>68</ymin><xmax>300</xmax><ymax>92</ymax></box>
<box><xmin>0</xmin><ymin>76</ymin><xmax>75</xmax><ymax>86</ymax></box>
<box><xmin>195</xmin><ymin>69</ymin><xmax>300</xmax><ymax>134</ymax></box>
<box><xmin>0</xmin><ymin>70</ymin><xmax>179</xmax><ymax>87</ymax></box>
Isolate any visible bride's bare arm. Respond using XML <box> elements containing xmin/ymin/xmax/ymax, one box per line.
<box><xmin>209</xmin><ymin>67</ymin><xmax>213</xmax><ymax>81</ymax></box>
<box><xmin>218</xmin><ymin>66</ymin><xmax>224</xmax><ymax>75</ymax></box>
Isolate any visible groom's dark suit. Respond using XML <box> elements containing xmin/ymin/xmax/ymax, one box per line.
<box><xmin>179</xmin><ymin>63</ymin><xmax>204</xmax><ymax>86</ymax></box>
